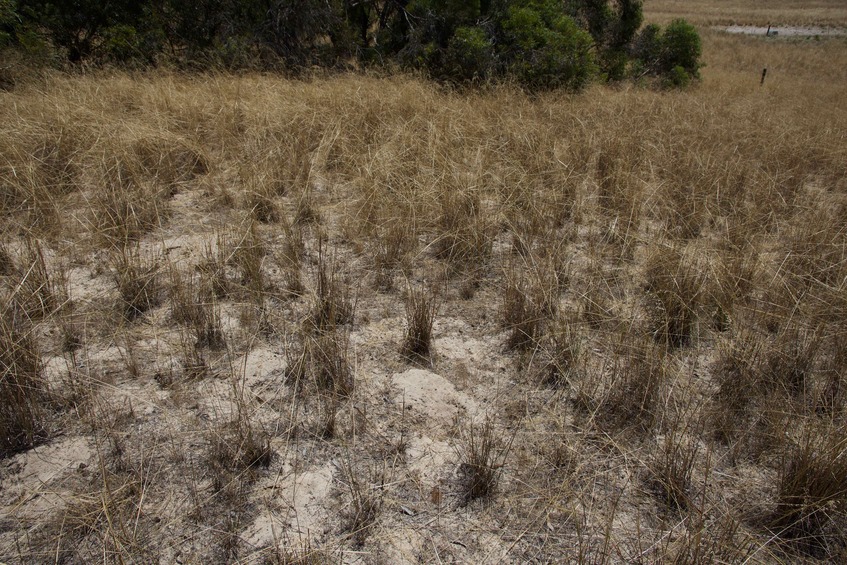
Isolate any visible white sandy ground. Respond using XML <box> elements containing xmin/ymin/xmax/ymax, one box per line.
<box><xmin>721</xmin><ymin>25</ymin><xmax>847</xmax><ymax>36</ymax></box>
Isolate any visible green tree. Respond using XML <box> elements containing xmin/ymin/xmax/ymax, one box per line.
<box><xmin>660</xmin><ymin>18</ymin><xmax>701</xmax><ymax>77</ymax></box>
<box><xmin>497</xmin><ymin>0</ymin><xmax>596</xmax><ymax>90</ymax></box>
<box><xmin>6</xmin><ymin>0</ymin><xmax>700</xmax><ymax>90</ymax></box>
<box><xmin>0</xmin><ymin>0</ymin><xmax>17</xmax><ymax>47</ymax></box>
<box><xmin>22</xmin><ymin>0</ymin><xmax>148</xmax><ymax>62</ymax></box>
<box><xmin>445</xmin><ymin>25</ymin><xmax>492</xmax><ymax>81</ymax></box>
<box><xmin>632</xmin><ymin>18</ymin><xmax>701</xmax><ymax>84</ymax></box>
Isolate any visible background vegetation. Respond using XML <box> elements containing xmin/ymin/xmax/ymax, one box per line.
<box><xmin>1</xmin><ymin>0</ymin><xmax>700</xmax><ymax>89</ymax></box>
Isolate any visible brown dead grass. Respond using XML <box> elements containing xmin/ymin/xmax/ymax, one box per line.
<box><xmin>645</xmin><ymin>0</ymin><xmax>847</xmax><ymax>27</ymax></box>
<box><xmin>1</xmin><ymin>13</ymin><xmax>847</xmax><ymax>563</ymax></box>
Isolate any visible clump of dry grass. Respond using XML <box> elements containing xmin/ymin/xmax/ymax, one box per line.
<box><xmin>285</xmin><ymin>326</ymin><xmax>354</xmax><ymax>399</ymax></box>
<box><xmin>178</xmin><ymin>329</ymin><xmax>212</xmax><ymax>382</ymax></box>
<box><xmin>91</xmin><ymin>157</ymin><xmax>170</xmax><ymax>245</ymax></box>
<box><xmin>207</xmin><ymin>385</ymin><xmax>274</xmax><ymax>507</ymax></box>
<box><xmin>169</xmin><ymin>266</ymin><xmax>226</xmax><ymax>350</ymax></box>
<box><xmin>10</xmin><ymin>238</ymin><xmax>55</xmax><ymax>320</ymax></box>
<box><xmin>208</xmin><ymin>418</ymin><xmax>273</xmax><ymax>477</ymax></box>
<box><xmin>710</xmin><ymin>328</ymin><xmax>762</xmax><ymax>442</ymax></box>
<box><xmin>227</xmin><ymin>221</ymin><xmax>267</xmax><ymax>301</ymax></box>
<box><xmin>650</xmin><ymin>422</ymin><xmax>700</xmax><ymax>512</ymax></box>
<box><xmin>0</xmin><ymin>123</ymin><xmax>81</xmax><ymax>232</ymax></box>
<box><xmin>580</xmin><ymin>280</ymin><xmax>614</xmax><ymax>330</ymax></box>
<box><xmin>0</xmin><ymin>313</ymin><xmax>48</xmax><ymax>457</ymax></box>
<box><xmin>773</xmin><ymin>422</ymin><xmax>847</xmax><ymax>557</ymax></box>
<box><xmin>308</xmin><ymin>246</ymin><xmax>353</xmax><ymax>334</ymax></box>
<box><xmin>643</xmin><ymin>245</ymin><xmax>704</xmax><ymax>349</ymax></box>
<box><xmin>240</xmin><ymin>122</ymin><xmax>317</xmax><ymax>199</ymax></box>
<box><xmin>657</xmin><ymin>150</ymin><xmax>709</xmax><ymax>240</ymax></box>
<box><xmin>311</xmin><ymin>331</ymin><xmax>354</xmax><ymax>398</ymax></box>
<box><xmin>55</xmin><ymin>456</ymin><xmax>150</xmax><ymax>562</ymax></box>
<box><xmin>402</xmin><ymin>285</ymin><xmax>437</xmax><ymax>361</ymax></box>
<box><xmin>0</xmin><ymin>241</ymin><xmax>13</xmax><ymax>275</ymax></box>
<box><xmin>540</xmin><ymin>316</ymin><xmax>581</xmax><ymax>388</ymax></box>
<box><xmin>502</xmin><ymin>270</ymin><xmax>545</xmax><ymax>351</ymax></box>
<box><xmin>197</xmin><ymin>238</ymin><xmax>231</xmax><ymax>299</ymax></box>
<box><xmin>458</xmin><ymin>418</ymin><xmax>512</xmax><ymax>504</ymax></box>
<box><xmin>246</xmin><ymin>188</ymin><xmax>280</xmax><ymax>224</ymax></box>
<box><xmin>372</xmin><ymin>222</ymin><xmax>415</xmax><ymax>291</ymax></box>
<box><xmin>111</xmin><ymin>245</ymin><xmax>160</xmax><ymax>321</ymax></box>
<box><xmin>269</xmin><ymin>537</ymin><xmax>330</xmax><ymax>564</ymax></box>
<box><xmin>340</xmin><ymin>460</ymin><xmax>384</xmax><ymax>547</ymax></box>
<box><xmin>761</xmin><ymin>324</ymin><xmax>820</xmax><ymax>397</ymax></box>
<box><xmin>433</xmin><ymin>189</ymin><xmax>492</xmax><ymax>275</ymax></box>
<box><xmin>131</xmin><ymin>133</ymin><xmax>207</xmax><ymax>191</ymax></box>
<box><xmin>294</xmin><ymin>189</ymin><xmax>321</xmax><ymax>226</ymax></box>
<box><xmin>602</xmin><ymin>339</ymin><xmax>667</xmax><ymax>433</ymax></box>
<box><xmin>595</xmin><ymin>139</ymin><xmax>641</xmax><ymax>223</ymax></box>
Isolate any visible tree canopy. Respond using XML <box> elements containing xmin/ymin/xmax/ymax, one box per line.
<box><xmin>3</xmin><ymin>0</ymin><xmax>702</xmax><ymax>90</ymax></box>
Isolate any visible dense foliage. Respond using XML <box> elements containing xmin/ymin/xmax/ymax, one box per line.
<box><xmin>1</xmin><ymin>0</ymin><xmax>701</xmax><ymax>89</ymax></box>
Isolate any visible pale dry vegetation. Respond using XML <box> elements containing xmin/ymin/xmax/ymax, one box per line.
<box><xmin>646</xmin><ymin>0</ymin><xmax>847</xmax><ymax>27</ymax></box>
<box><xmin>1</xmin><ymin>12</ymin><xmax>847</xmax><ymax>563</ymax></box>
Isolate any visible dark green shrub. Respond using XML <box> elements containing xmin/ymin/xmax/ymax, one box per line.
<box><xmin>632</xmin><ymin>23</ymin><xmax>662</xmax><ymax>69</ymax></box>
<box><xmin>102</xmin><ymin>24</ymin><xmax>141</xmax><ymax>63</ymax></box>
<box><xmin>445</xmin><ymin>25</ymin><xmax>492</xmax><ymax>81</ymax></box>
<box><xmin>661</xmin><ymin>19</ymin><xmax>701</xmax><ymax>77</ymax></box>
<box><xmin>0</xmin><ymin>0</ymin><xmax>15</xmax><ymax>47</ymax></box>
<box><xmin>666</xmin><ymin>65</ymin><xmax>690</xmax><ymax>88</ymax></box>
<box><xmin>499</xmin><ymin>2</ymin><xmax>597</xmax><ymax>91</ymax></box>
<box><xmin>633</xmin><ymin>18</ymin><xmax>701</xmax><ymax>85</ymax></box>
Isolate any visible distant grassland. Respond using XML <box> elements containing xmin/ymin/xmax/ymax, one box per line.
<box><xmin>646</xmin><ymin>0</ymin><xmax>847</xmax><ymax>27</ymax></box>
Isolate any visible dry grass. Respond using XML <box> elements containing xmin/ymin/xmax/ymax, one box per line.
<box><xmin>645</xmin><ymin>0</ymin><xmax>847</xmax><ymax>27</ymax></box>
<box><xmin>0</xmin><ymin>314</ymin><xmax>48</xmax><ymax>457</ymax></box>
<box><xmin>458</xmin><ymin>419</ymin><xmax>513</xmax><ymax>504</ymax></box>
<box><xmin>111</xmin><ymin>244</ymin><xmax>160</xmax><ymax>321</ymax></box>
<box><xmin>2</xmin><ymin>10</ymin><xmax>847</xmax><ymax>561</ymax></box>
<box><xmin>401</xmin><ymin>284</ymin><xmax>438</xmax><ymax>361</ymax></box>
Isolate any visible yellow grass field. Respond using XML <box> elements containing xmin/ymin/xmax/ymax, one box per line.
<box><xmin>646</xmin><ymin>0</ymin><xmax>847</xmax><ymax>26</ymax></box>
<box><xmin>1</xmin><ymin>3</ymin><xmax>846</xmax><ymax>563</ymax></box>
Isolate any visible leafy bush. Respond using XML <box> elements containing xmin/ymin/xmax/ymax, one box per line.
<box><xmin>499</xmin><ymin>1</ymin><xmax>597</xmax><ymax>91</ymax></box>
<box><xmin>445</xmin><ymin>25</ymin><xmax>492</xmax><ymax>82</ymax></box>
<box><xmin>4</xmin><ymin>0</ymin><xmax>700</xmax><ymax>91</ymax></box>
<box><xmin>666</xmin><ymin>65</ymin><xmax>690</xmax><ymax>88</ymax></box>
<box><xmin>661</xmin><ymin>19</ymin><xmax>701</xmax><ymax>77</ymax></box>
<box><xmin>102</xmin><ymin>24</ymin><xmax>141</xmax><ymax>63</ymax></box>
<box><xmin>0</xmin><ymin>0</ymin><xmax>15</xmax><ymax>47</ymax></box>
<box><xmin>633</xmin><ymin>18</ymin><xmax>702</xmax><ymax>84</ymax></box>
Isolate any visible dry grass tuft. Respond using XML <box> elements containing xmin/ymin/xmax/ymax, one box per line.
<box><xmin>502</xmin><ymin>270</ymin><xmax>545</xmax><ymax>351</ymax></box>
<box><xmin>650</xmin><ymin>422</ymin><xmax>700</xmax><ymax>512</ymax></box>
<box><xmin>340</xmin><ymin>461</ymin><xmax>384</xmax><ymax>547</ymax></box>
<box><xmin>540</xmin><ymin>316</ymin><xmax>581</xmax><ymax>388</ymax></box>
<box><xmin>602</xmin><ymin>339</ymin><xmax>666</xmax><ymax>433</ymax></box>
<box><xmin>111</xmin><ymin>245</ymin><xmax>160</xmax><ymax>321</ymax></box>
<box><xmin>773</xmin><ymin>422</ymin><xmax>847</xmax><ymax>557</ymax></box>
<box><xmin>169</xmin><ymin>266</ymin><xmax>226</xmax><ymax>350</ymax></box>
<box><xmin>91</xmin><ymin>157</ymin><xmax>170</xmax><ymax>245</ymax></box>
<box><xmin>308</xmin><ymin>246</ymin><xmax>353</xmax><ymax>334</ymax></box>
<box><xmin>10</xmin><ymin>238</ymin><xmax>55</xmax><ymax>320</ymax></box>
<box><xmin>433</xmin><ymin>189</ymin><xmax>492</xmax><ymax>275</ymax></box>
<box><xmin>311</xmin><ymin>331</ymin><xmax>354</xmax><ymax>398</ymax></box>
<box><xmin>458</xmin><ymin>418</ymin><xmax>512</xmax><ymax>503</ymax></box>
<box><xmin>402</xmin><ymin>285</ymin><xmax>437</xmax><ymax>361</ymax></box>
<box><xmin>0</xmin><ymin>314</ymin><xmax>48</xmax><ymax>457</ymax></box>
<box><xmin>643</xmin><ymin>245</ymin><xmax>704</xmax><ymax>349</ymax></box>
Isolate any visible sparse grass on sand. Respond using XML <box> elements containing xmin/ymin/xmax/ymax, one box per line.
<box><xmin>1</xmin><ymin>9</ymin><xmax>847</xmax><ymax>562</ymax></box>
